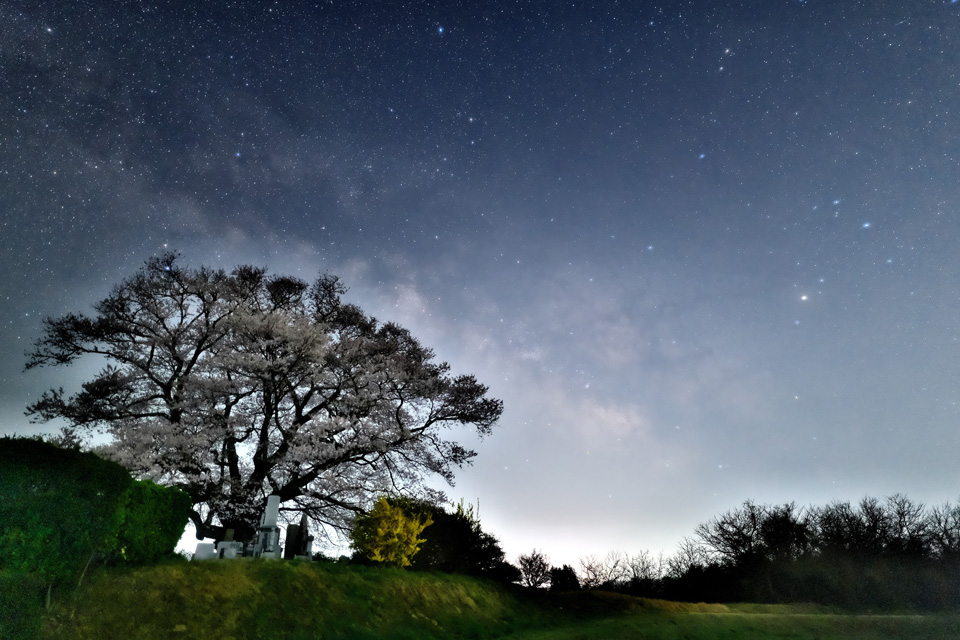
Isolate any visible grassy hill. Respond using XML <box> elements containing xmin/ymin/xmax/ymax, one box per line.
<box><xmin>19</xmin><ymin>560</ymin><xmax>960</xmax><ymax>640</ymax></box>
<box><xmin>38</xmin><ymin>559</ymin><xmax>537</xmax><ymax>640</ymax></box>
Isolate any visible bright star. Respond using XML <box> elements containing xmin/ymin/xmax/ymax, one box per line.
<box><xmin>438</xmin><ymin>26</ymin><xmax>444</xmax><ymax>33</ymax></box>
<box><xmin>862</xmin><ymin>222</ymin><xmax>871</xmax><ymax>228</ymax></box>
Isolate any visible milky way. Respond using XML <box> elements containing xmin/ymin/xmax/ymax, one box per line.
<box><xmin>3</xmin><ymin>1</ymin><xmax>960</xmax><ymax>564</ymax></box>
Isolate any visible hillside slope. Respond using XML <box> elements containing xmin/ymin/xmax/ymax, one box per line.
<box><xmin>41</xmin><ymin>560</ymin><xmax>540</xmax><ymax>640</ymax></box>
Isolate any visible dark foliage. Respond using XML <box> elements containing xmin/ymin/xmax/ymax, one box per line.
<box><xmin>518</xmin><ymin>549</ymin><xmax>551</xmax><ymax>588</ymax></box>
<box><xmin>0</xmin><ymin>437</ymin><xmax>132</xmax><ymax>602</ymax></box>
<box><xmin>549</xmin><ymin>564</ymin><xmax>580</xmax><ymax>592</ymax></box>
<box><xmin>111</xmin><ymin>480</ymin><xmax>193</xmax><ymax>564</ymax></box>
<box><xmin>0</xmin><ymin>572</ymin><xmax>44</xmax><ymax>640</ymax></box>
<box><xmin>624</xmin><ymin>495</ymin><xmax>960</xmax><ymax>610</ymax></box>
<box><xmin>373</xmin><ymin>498</ymin><xmax>520</xmax><ymax>583</ymax></box>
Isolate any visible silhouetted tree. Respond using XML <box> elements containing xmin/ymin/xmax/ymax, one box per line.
<box><xmin>25</xmin><ymin>254</ymin><xmax>503</xmax><ymax>542</ymax></box>
<box><xmin>694</xmin><ymin>500</ymin><xmax>765</xmax><ymax>566</ymax></box>
<box><xmin>665</xmin><ymin>537</ymin><xmax>709</xmax><ymax>579</ymax></box>
<box><xmin>518</xmin><ymin>549</ymin><xmax>551</xmax><ymax>588</ymax></box>
<box><xmin>578</xmin><ymin>550</ymin><xmax>631</xmax><ymax>589</ymax></box>
<box><xmin>549</xmin><ymin>564</ymin><xmax>580</xmax><ymax>591</ymax></box>
<box><xmin>884</xmin><ymin>494</ymin><xmax>929</xmax><ymax>558</ymax></box>
<box><xmin>623</xmin><ymin>550</ymin><xmax>665</xmax><ymax>596</ymax></box>
<box><xmin>929</xmin><ymin>502</ymin><xmax>960</xmax><ymax>558</ymax></box>
<box><xmin>758</xmin><ymin>502</ymin><xmax>812</xmax><ymax>562</ymax></box>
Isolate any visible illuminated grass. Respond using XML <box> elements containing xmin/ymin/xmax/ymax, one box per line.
<box><xmin>38</xmin><ymin>562</ymin><xmax>960</xmax><ymax>640</ymax></box>
<box><xmin>43</xmin><ymin>560</ymin><xmax>538</xmax><ymax>640</ymax></box>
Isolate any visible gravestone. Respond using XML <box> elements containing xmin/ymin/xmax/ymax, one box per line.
<box><xmin>254</xmin><ymin>495</ymin><xmax>282</xmax><ymax>558</ymax></box>
<box><xmin>217</xmin><ymin>541</ymin><xmax>244</xmax><ymax>559</ymax></box>
<box><xmin>283</xmin><ymin>514</ymin><xmax>315</xmax><ymax>559</ymax></box>
<box><xmin>283</xmin><ymin>523</ymin><xmax>301</xmax><ymax>560</ymax></box>
<box><xmin>193</xmin><ymin>542</ymin><xmax>216</xmax><ymax>560</ymax></box>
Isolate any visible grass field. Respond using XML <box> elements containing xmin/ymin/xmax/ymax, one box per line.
<box><xmin>505</xmin><ymin>593</ymin><xmax>960</xmax><ymax>640</ymax></box>
<box><xmin>21</xmin><ymin>561</ymin><xmax>960</xmax><ymax>640</ymax></box>
<box><xmin>506</xmin><ymin>613</ymin><xmax>960</xmax><ymax>640</ymax></box>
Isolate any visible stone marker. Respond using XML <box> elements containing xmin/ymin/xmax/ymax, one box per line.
<box><xmin>283</xmin><ymin>523</ymin><xmax>301</xmax><ymax>559</ymax></box>
<box><xmin>217</xmin><ymin>541</ymin><xmax>244</xmax><ymax>559</ymax></box>
<box><xmin>193</xmin><ymin>542</ymin><xmax>217</xmax><ymax>560</ymax></box>
<box><xmin>254</xmin><ymin>494</ymin><xmax>282</xmax><ymax>558</ymax></box>
<box><xmin>194</xmin><ymin>497</ymin><xmax>314</xmax><ymax>561</ymax></box>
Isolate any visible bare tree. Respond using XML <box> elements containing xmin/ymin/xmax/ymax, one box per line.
<box><xmin>694</xmin><ymin>500</ymin><xmax>765</xmax><ymax>565</ymax></box>
<box><xmin>627</xmin><ymin>549</ymin><xmax>664</xmax><ymax>583</ymax></box>
<box><xmin>929</xmin><ymin>501</ymin><xmax>960</xmax><ymax>558</ymax></box>
<box><xmin>578</xmin><ymin>550</ymin><xmax>631</xmax><ymax>589</ymax></box>
<box><xmin>577</xmin><ymin>554</ymin><xmax>605</xmax><ymax>589</ymax></box>
<box><xmin>666</xmin><ymin>537</ymin><xmax>709</xmax><ymax>578</ymax></box>
<box><xmin>885</xmin><ymin>494</ymin><xmax>929</xmax><ymax>556</ymax></box>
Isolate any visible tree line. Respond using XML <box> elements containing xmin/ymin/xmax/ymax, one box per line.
<box><xmin>507</xmin><ymin>496</ymin><xmax>960</xmax><ymax>610</ymax></box>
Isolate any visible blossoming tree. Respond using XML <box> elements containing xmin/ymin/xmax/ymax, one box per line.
<box><xmin>26</xmin><ymin>254</ymin><xmax>503</xmax><ymax>542</ymax></box>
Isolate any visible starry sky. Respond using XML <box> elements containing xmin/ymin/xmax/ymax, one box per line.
<box><xmin>3</xmin><ymin>0</ymin><xmax>960</xmax><ymax>567</ymax></box>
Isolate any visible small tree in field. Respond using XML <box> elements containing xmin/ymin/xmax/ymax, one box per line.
<box><xmin>518</xmin><ymin>549</ymin><xmax>551</xmax><ymax>588</ymax></box>
<box><xmin>350</xmin><ymin>497</ymin><xmax>433</xmax><ymax>567</ymax></box>
<box><xmin>25</xmin><ymin>254</ymin><xmax>503</xmax><ymax>542</ymax></box>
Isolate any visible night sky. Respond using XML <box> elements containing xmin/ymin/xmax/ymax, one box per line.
<box><xmin>3</xmin><ymin>1</ymin><xmax>960</xmax><ymax>566</ymax></box>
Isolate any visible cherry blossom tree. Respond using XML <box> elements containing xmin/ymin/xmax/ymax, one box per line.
<box><xmin>26</xmin><ymin>254</ymin><xmax>502</xmax><ymax>542</ymax></box>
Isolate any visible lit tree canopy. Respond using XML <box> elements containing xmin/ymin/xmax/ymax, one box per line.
<box><xmin>26</xmin><ymin>254</ymin><xmax>503</xmax><ymax>542</ymax></box>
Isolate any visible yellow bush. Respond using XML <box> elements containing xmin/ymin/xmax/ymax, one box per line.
<box><xmin>351</xmin><ymin>498</ymin><xmax>433</xmax><ymax>567</ymax></box>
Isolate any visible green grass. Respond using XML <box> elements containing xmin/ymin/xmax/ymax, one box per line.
<box><xmin>504</xmin><ymin>610</ymin><xmax>960</xmax><ymax>640</ymax></box>
<box><xmin>29</xmin><ymin>561</ymin><xmax>960</xmax><ymax>640</ymax></box>
<box><xmin>503</xmin><ymin>594</ymin><xmax>960</xmax><ymax>639</ymax></box>
<box><xmin>40</xmin><ymin>559</ymin><xmax>543</xmax><ymax>640</ymax></box>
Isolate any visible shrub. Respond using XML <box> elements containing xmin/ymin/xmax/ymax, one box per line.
<box><xmin>351</xmin><ymin>497</ymin><xmax>433</xmax><ymax>567</ymax></box>
<box><xmin>384</xmin><ymin>498</ymin><xmax>520</xmax><ymax>582</ymax></box>
<box><xmin>0</xmin><ymin>438</ymin><xmax>132</xmax><ymax>604</ymax></box>
<box><xmin>111</xmin><ymin>480</ymin><xmax>192</xmax><ymax>564</ymax></box>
